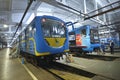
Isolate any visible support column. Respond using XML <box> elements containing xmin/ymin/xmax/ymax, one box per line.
<box><xmin>94</xmin><ymin>0</ymin><xmax>99</xmax><ymax>19</ymax></box>
<box><xmin>119</xmin><ymin>32</ymin><xmax>120</xmax><ymax>48</ymax></box>
<box><xmin>2</xmin><ymin>43</ymin><xmax>3</xmax><ymax>48</ymax></box>
<box><xmin>103</xmin><ymin>14</ymin><xmax>106</xmax><ymax>22</ymax></box>
<box><xmin>0</xmin><ymin>43</ymin><xmax>1</xmax><ymax>49</ymax></box>
<box><xmin>84</xmin><ymin>0</ymin><xmax>87</xmax><ymax>14</ymax></box>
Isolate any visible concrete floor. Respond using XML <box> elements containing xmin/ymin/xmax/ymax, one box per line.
<box><xmin>1</xmin><ymin>48</ymin><xmax>120</xmax><ymax>80</ymax></box>
<box><xmin>0</xmin><ymin>48</ymin><xmax>58</xmax><ymax>80</ymax></box>
<box><xmin>0</xmin><ymin>48</ymin><xmax>33</xmax><ymax>80</ymax></box>
<box><xmin>87</xmin><ymin>52</ymin><xmax>120</xmax><ymax>57</ymax></box>
<box><xmin>73</xmin><ymin>57</ymin><xmax>120</xmax><ymax>80</ymax></box>
<box><xmin>57</xmin><ymin>52</ymin><xmax>120</xmax><ymax>80</ymax></box>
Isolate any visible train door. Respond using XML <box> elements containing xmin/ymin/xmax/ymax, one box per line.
<box><xmin>25</xmin><ymin>25</ymin><xmax>35</xmax><ymax>55</ymax></box>
<box><xmin>80</xmin><ymin>27</ymin><xmax>90</xmax><ymax>47</ymax></box>
<box><xmin>80</xmin><ymin>26</ymin><xmax>94</xmax><ymax>52</ymax></box>
<box><xmin>20</xmin><ymin>31</ymin><xmax>26</xmax><ymax>52</ymax></box>
<box><xmin>90</xmin><ymin>27</ymin><xmax>101</xmax><ymax>52</ymax></box>
<box><xmin>25</xmin><ymin>28</ymin><xmax>29</xmax><ymax>53</ymax></box>
<box><xmin>19</xmin><ymin>34</ymin><xmax>22</xmax><ymax>51</ymax></box>
<box><xmin>90</xmin><ymin>28</ymin><xmax>99</xmax><ymax>44</ymax></box>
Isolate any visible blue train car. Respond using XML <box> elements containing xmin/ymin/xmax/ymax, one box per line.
<box><xmin>19</xmin><ymin>15</ymin><xmax>69</xmax><ymax>62</ymax></box>
<box><xmin>100</xmin><ymin>37</ymin><xmax>120</xmax><ymax>51</ymax></box>
<box><xmin>69</xmin><ymin>25</ymin><xmax>101</xmax><ymax>52</ymax></box>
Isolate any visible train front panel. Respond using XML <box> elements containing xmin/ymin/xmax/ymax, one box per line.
<box><xmin>34</xmin><ymin>16</ymin><xmax>69</xmax><ymax>56</ymax></box>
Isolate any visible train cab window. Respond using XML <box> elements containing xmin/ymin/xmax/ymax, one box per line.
<box><xmin>41</xmin><ymin>18</ymin><xmax>66</xmax><ymax>38</ymax></box>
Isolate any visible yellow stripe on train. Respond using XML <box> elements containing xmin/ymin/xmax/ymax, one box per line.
<box><xmin>29</xmin><ymin>38</ymin><xmax>50</xmax><ymax>56</ymax></box>
<box><xmin>20</xmin><ymin>38</ymin><xmax>68</xmax><ymax>56</ymax></box>
<box><xmin>45</xmin><ymin>38</ymin><xmax>66</xmax><ymax>47</ymax></box>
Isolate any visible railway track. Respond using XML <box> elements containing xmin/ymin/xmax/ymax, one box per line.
<box><xmin>39</xmin><ymin>62</ymin><xmax>92</xmax><ymax>80</ymax></box>
<box><xmin>38</xmin><ymin>61</ymin><xmax>114</xmax><ymax>80</ymax></box>
<box><xmin>24</xmin><ymin>60</ymin><xmax>63</xmax><ymax>80</ymax></box>
<box><xmin>22</xmin><ymin>54</ymin><xmax>116</xmax><ymax>80</ymax></box>
<box><xmin>23</xmin><ymin>57</ymin><xmax>92</xmax><ymax>80</ymax></box>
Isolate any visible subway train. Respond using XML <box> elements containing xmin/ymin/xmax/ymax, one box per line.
<box><xmin>19</xmin><ymin>15</ymin><xmax>69</xmax><ymax>64</ymax></box>
<box><xmin>69</xmin><ymin>25</ymin><xmax>101</xmax><ymax>53</ymax></box>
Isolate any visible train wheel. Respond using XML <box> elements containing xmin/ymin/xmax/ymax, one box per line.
<box><xmin>33</xmin><ymin>56</ymin><xmax>38</xmax><ymax>66</ymax></box>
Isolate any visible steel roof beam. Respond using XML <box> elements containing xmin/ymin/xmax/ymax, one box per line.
<box><xmin>85</xmin><ymin>5</ymin><xmax>120</xmax><ymax>20</ymax></box>
<box><xmin>87</xmin><ymin>0</ymin><xmax>120</xmax><ymax>14</ymax></box>
<box><xmin>10</xmin><ymin>0</ymin><xmax>34</xmax><ymax>45</ymax></box>
<box><xmin>39</xmin><ymin>0</ymin><xmax>106</xmax><ymax>25</ymax></box>
<box><xmin>85</xmin><ymin>1</ymin><xmax>120</xmax><ymax>20</ymax></box>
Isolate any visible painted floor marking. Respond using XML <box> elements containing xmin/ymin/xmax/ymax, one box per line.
<box><xmin>18</xmin><ymin>58</ymin><xmax>38</xmax><ymax>80</ymax></box>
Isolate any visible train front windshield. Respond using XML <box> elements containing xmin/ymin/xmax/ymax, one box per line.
<box><xmin>41</xmin><ymin>18</ymin><xmax>66</xmax><ymax>38</ymax></box>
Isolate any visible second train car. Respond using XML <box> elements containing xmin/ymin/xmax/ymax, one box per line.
<box><xmin>69</xmin><ymin>25</ymin><xmax>101</xmax><ymax>53</ymax></box>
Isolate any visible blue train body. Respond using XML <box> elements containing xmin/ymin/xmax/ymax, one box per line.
<box><xmin>69</xmin><ymin>25</ymin><xmax>101</xmax><ymax>52</ymax></box>
<box><xmin>19</xmin><ymin>16</ymin><xmax>69</xmax><ymax>57</ymax></box>
<box><xmin>100</xmin><ymin>37</ymin><xmax>120</xmax><ymax>50</ymax></box>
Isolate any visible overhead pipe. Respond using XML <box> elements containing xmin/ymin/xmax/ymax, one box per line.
<box><xmin>40</xmin><ymin>0</ymin><xmax>105</xmax><ymax>25</ymax></box>
<box><xmin>87</xmin><ymin>0</ymin><xmax>120</xmax><ymax>14</ymax></box>
<box><xmin>57</xmin><ymin>2</ymin><xmax>86</xmax><ymax>16</ymax></box>
<box><xmin>56</xmin><ymin>1</ymin><xmax>107</xmax><ymax>25</ymax></box>
<box><xmin>85</xmin><ymin>5</ymin><xmax>120</xmax><ymax>20</ymax></box>
<box><xmin>66</xmin><ymin>21</ymin><xmax>78</xmax><ymax>30</ymax></box>
<box><xmin>11</xmin><ymin>0</ymin><xmax>34</xmax><ymax>44</ymax></box>
<box><xmin>99</xmin><ymin>20</ymin><xmax>120</xmax><ymax>32</ymax></box>
<box><xmin>85</xmin><ymin>1</ymin><xmax>120</xmax><ymax>20</ymax></box>
<box><xmin>100</xmin><ymin>20</ymin><xmax>120</xmax><ymax>27</ymax></box>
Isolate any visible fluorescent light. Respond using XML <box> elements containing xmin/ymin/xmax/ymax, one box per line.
<box><xmin>29</xmin><ymin>27</ymin><xmax>32</xmax><ymax>31</ymax></box>
<box><xmin>37</xmin><ymin>12</ymin><xmax>52</xmax><ymax>16</ymax></box>
<box><xmin>4</xmin><ymin>24</ymin><xmax>8</xmax><ymax>28</ymax></box>
<box><xmin>26</xmin><ymin>13</ymin><xmax>35</xmax><ymax>24</ymax></box>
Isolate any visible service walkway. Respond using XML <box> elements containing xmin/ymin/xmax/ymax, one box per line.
<box><xmin>0</xmin><ymin>48</ymin><xmax>58</xmax><ymax>80</ymax></box>
<box><xmin>0</xmin><ymin>48</ymin><xmax>33</xmax><ymax>80</ymax></box>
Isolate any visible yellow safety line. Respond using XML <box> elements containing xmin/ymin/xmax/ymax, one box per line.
<box><xmin>18</xmin><ymin>58</ymin><xmax>38</xmax><ymax>80</ymax></box>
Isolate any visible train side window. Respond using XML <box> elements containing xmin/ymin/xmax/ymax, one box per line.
<box><xmin>29</xmin><ymin>26</ymin><xmax>32</xmax><ymax>37</ymax></box>
<box><xmin>25</xmin><ymin>28</ymin><xmax>29</xmax><ymax>40</ymax></box>
<box><xmin>21</xmin><ymin>31</ymin><xmax>25</xmax><ymax>40</ymax></box>
<box><xmin>32</xmin><ymin>28</ymin><xmax>36</xmax><ymax>37</ymax></box>
<box><xmin>81</xmin><ymin>29</ymin><xmax>86</xmax><ymax>36</ymax></box>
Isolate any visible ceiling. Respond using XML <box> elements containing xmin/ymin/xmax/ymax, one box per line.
<box><xmin>0</xmin><ymin>0</ymin><xmax>120</xmax><ymax>46</ymax></box>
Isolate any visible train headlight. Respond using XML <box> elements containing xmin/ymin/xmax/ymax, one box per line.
<box><xmin>42</xmin><ymin>18</ymin><xmax>46</xmax><ymax>22</ymax></box>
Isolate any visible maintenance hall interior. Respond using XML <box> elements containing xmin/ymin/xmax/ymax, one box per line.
<box><xmin>0</xmin><ymin>0</ymin><xmax>120</xmax><ymax>80</ymax></box>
